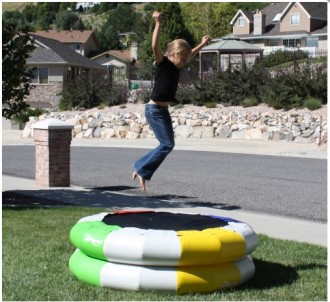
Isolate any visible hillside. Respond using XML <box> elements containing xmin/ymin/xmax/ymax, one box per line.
<box><xmin>2</xmin><ymin>2</ymin><xmax>36</xmax><ymax>12</ymax></box>
<box><xmin>80</xmin><ymin>12</ymin><xmax>108</xmax><ymax>32</ymax></box>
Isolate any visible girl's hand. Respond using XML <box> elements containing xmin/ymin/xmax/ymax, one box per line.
<box><xmin>202</xmin><ymin>35</ymin><xmax>212</xmax><ymax>46</ymax></box>
<box><xmin>152</xmin><ymin>11</ymin><xmax>161</xmax><ymax>22</ymax></box>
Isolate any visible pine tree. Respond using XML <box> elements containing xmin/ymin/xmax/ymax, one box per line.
<box><xmin>138</xmin><ymin>3</ymin><xmax>194</xmax><ymax>63</ymax></box>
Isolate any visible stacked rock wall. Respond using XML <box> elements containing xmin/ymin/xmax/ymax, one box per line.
<box><xmin>23</xmin><ymin>105</ymin><xmax>327</xmax><ymax>146</ymax></box>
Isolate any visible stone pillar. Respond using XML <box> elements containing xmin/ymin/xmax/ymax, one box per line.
<box><xmin>32</xmin><ymin>118</ymin><xmax>73</xmax><ymax>187</ymax></box>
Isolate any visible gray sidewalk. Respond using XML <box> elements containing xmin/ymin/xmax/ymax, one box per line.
<box><xmin>2</xmin><ymin>130</ymin><xmax>327</xmax><ymax>246</ymax></box>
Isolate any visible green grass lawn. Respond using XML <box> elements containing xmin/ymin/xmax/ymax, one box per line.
<box><xmin>2</xmin><ymin>207</ymin><xmax>327</xmax><ymax>301</ymax></box>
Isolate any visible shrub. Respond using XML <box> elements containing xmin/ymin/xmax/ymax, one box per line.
<box><xmin>264</xmin><ymin>49</ymin><xmax>308</xmax><ymax>67</ymax></box>
<box><xmin>60</xmin><ymin>75</ymin><xmax>106</xmax><ymax>110</ymax></box>
<box><xmin>177</xmin><ymin>61</ymin><xmax>268</xmax><ymax>107</ymax></box>
<box><xmin>11</xmin><ymin>107</ymin><xmax>44</xmax><ymax>126</ymax></box>
<box><xmin>105</xmin><ymin>84</ymin><xmax>129</xmax><ymax>106</ymax></box>
<box><xmin>176</xmin><ymin>83</ymin><xmax>202</xmax><ymax>105</ymax></box>
<box><xmin>241</xmin><ymin>96</ymin><xmax>259</xmax><ymax>107</ymax></box>
<box><xmin>59</xmin><ymin>73</ymin><xmax>128</xmax><ymax>110</ymax></box>
<box><xmin>204</xmin><ymin>101</ymin><xmax>217</xmax><ymax>108</ymax></box>
<box><xmin>260</xmin><ymin>59</ymin><xmax>327</xmax><ymax>110</ymax></box>
<box><xmin>300</xmin><ymin>61</ymin><xmax>327</xmax><ymax>104</ymax></box>
<box><xmin>303</xmin><ymin>97</ymin><xmax>322</xmax><ymax>110</ymax></box>
<box><xmin>260</xmin><ymin>70</ymin><xmax>305</xmax><ymax>110</ymax></box>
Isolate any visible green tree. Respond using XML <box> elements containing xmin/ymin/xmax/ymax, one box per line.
<box><xmin>97</xmin><ymin>25</ymin><xmax>120</xmax><ymax>50</ymax></box>
<box><xmin>21</xmin><ymin>4</ymin><xmax>38</xmax><ymax>23</ymax></box>
<box><xmin>180</xmin><ymin>2</ymin><xmax>237</xmax><ymax>41</ymax></box>
<box><xmin>156</xmin><ymin>2</ymin><xmax>194</xmax><ymax>47</ymax></box>
<box><xmin>2</xmin><ymin>10</ymin><xmax>22</xmax><ymax>26</ymax></box>
<box><xmin>55</xmin><ymin>10</ymin><xmax>81</xmax><ymax>30</ymax></box>
<box><xmin>3</xmin><ymin>9</ymin><xmax>33</xmax><ymax>32</ymax></box>
<box><xmin>2</xmin><ymin>21</ymin><xmax>35</xmax><ymax>119</ymax></box>
<box><xmin>106</xmin><ymin>4</ymin><xmax>139</xmax><ymax>33</ymax></box>
<box><xmin>235</xmin><ymin>2</ymin><xmax>269</xmax><ymax>11</ymax></box>
<box><xmin>35</xmin><ymin>2</ymin><xmax>57</xmax><ymax>30</ymax></box>
<box><xmin>138</xmin><ymin>3</ymin><xmax>194</xmax><ymax>62</ymax></box>
<box><xmin>90</xmin><ymin>3</ymin><xmax>118</xmax><ymax>14</ymax></box>
<box><xmin>97</xmin><ymin>3</ymin><xmax>143</xmax><ymax>51</ymax></box>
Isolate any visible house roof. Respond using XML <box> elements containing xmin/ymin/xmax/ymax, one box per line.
<box><xmin>32</xmin><ymin>30</ymin><xmax>97</xmax><ymax>44</ymax></box>
<box><xmin>230</xmin><ymin>9</ymin><xmax>254</xmax><ymax>25</ymax></box>
<box><xmin>27</xmin><ymin>34</ymin><xmax>106</xmax><ymax>70</ymax></box>
<box><xmin>283</xmin><ymin>2</ymin><xmax>328</xmax><ymax>21</ymax></box>
<box><xmin>91</xmin><ymin>50</ymin><xmax>132</xmax><ymax>62</ymax></box>
<box><xmin>231</xmin><ymin>2</ymin><xmax>327</xmax><ymax>39</ymax></box>
<box><xmin>202</xmin><ymin>35</ymin><xmax>264</xmax><ymax>53</ymax></box>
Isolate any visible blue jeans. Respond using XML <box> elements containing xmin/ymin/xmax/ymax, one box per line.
<box><xmin>134</xmin><ymin>104</ymin><xmax>175</xmax><ymax>181</ymax></box>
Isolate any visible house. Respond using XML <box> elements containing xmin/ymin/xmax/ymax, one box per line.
<box><xmin>32</xmin><ymin>30</ymin><xmax>99</xmax><ymax>57</ymax></box>
<box><xmin>230</xmin><ymin>2</ymin><xmax>327</xmax><ymax>55</ymax></box>
<box><xmin>91</xmin><ymin>50</ymin><xmax>132</xmax><ymax>69</ymax></box>
<box><xmin>91</xmin><ymin>48</ymin><xmax>135</xmax><ymax>85</ymax></box>
<box><xmin>91</xmin><ymin>44</ymin><xmax>138</xmax><ymax>68</ymax></box>
<box><xmin>25</xmin><ymin>34</ymin><xmax>106</xmax><ymax>109</ymax></box>
<box><xmin>76</xmin><ymin>2</ymin><xmax>100</xmax><ymax>11</ymax></box>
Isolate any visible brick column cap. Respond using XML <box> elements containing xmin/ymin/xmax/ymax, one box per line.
<box><xmin>32</xmin><ymin>118</ymin><xmax>74</xmax><ymax>130</ymax></box>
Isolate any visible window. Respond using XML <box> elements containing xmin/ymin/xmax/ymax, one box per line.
<box><xmin>238</xmin><ymin>17</ymin><xmax>245</xmax><ymax>27</ymax></box>
<box><xmin>306</xmin><ymin>37</ymin><xmax>319</xmax><ymax>47</ymax></box>
<box><xmin>268</xmin><ymin>39</ymin><xmax>278</xmax><ymax>46</ymax></box>
<box><xmin>72</xmin><ymin>44</ymin><xmax>81</xmax><ymax>50</ymax></box>
<box><xmin>290</xmin><ymin>13</ymin><xmax>300</xmax><ymax>25</ymax></box>
<box><xmin>283</xmin><ymin>39</ymin><xmax>301</xmax><ymax>48</ymax></box>
<box><xmin>29</xmin><ymin>67</ymin><xmax>48</xmax><ymax>84</ymax></box>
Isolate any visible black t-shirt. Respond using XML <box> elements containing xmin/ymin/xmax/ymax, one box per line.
<box><xmin>150</xmin><ymin>56</ymin><xmax>180</xmax><ymax>102</ymax></box>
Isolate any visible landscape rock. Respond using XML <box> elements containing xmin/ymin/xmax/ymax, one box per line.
<box><xmin>175</xmin><ymin>125</ymin><xmax>194</xmax><ymax>138</ymax></box>
<box><xmin>24</xmin><ymin>103</ymin><xmax>327</xmax><ymax>148</ymax></box>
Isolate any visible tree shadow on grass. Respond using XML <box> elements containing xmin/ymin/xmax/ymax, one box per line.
<box><xmin>2</xmin><ymin>187</ymin><xmax>241</xmax><ymax>212</ymax></box>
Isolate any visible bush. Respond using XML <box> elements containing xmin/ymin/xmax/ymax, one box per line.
<box><xmin>11</xmin><ymin>107</ymin><xmax>44</xmax><ymax>126</ymax></box>
<box><xmin>300</xmin><ymin>61</ymin><xmax>327</xmax><ymax>104</ymax></box>
<box><xmin>176</xmin><ymin>62</ymin><xmax>268</xmax><ymax>107</ymax></box>
<box><xmin>59</xmin><ymin>73</ymin><xmax>128</xmax><ymax>110</ymax></box>
<box><xmin>303</xmin><ymin>97</ymin><xmax>322</xmax><ymax>110</ymax></box>
<box><xmin>264</xmin><ymin>49</ymin><xmax>309</xmax><ymax>67</ymax></box>
<box><xmin>105</xmin><ymin>84</ymin><xmax>129</xmax><ymax>106</ymax></box>
<box><xmin>241</xmin><ymin>96</ymin><xmax>259</xmax><ymax>107</ymax></box>
<box><xmin>260</xmin><ymin>70</ymin><xmax>305</xmax><ymax>110</ymax></box>
<box><xmin>260</xmin><ymin>59</ymin><xmax>327</xmax><ymax>110</ymax></box>
<box><xmin>176</xmin><ymin>83</ymin><xmax>203</xmax><ymax>106</ymax></box>
<box><xmin>204</xmin><ymin>101</ymin><xmax>217</xmax><ymax>108</ymax></box>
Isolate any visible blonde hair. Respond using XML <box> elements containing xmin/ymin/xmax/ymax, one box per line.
<box><xmin>167</xmin><ymin>39</ymin><xmax>192</xmax><ymax>59</ymax></box>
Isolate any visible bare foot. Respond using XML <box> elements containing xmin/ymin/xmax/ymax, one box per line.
<box><xmin>132</xmin><ymin>171</ymin><xmax>146</xmax><ymax>191</ymax></box>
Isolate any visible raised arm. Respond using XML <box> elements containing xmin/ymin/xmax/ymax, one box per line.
<box><xmin>152</xmin><ymin>11</ymin><xmax>163</xmax><ymax>64</ymax></box>
<box><xmin>188</xmin><ymin>35</ymin><xmax>212</xmax><ymax>62</ymax></box>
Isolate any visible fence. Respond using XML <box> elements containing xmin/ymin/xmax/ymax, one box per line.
<box><xmin>109</xmin><ymin>49</ymin><xmax>327</xmax><ymax>89</ymax></box>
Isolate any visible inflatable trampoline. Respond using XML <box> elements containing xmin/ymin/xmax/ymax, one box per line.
<box><xmin>70</xmin><ymin>210</ymin><xmax>258</xmax><ymax>266</ymax></box>
<box><xmin>69</xmin><ymin>249</ymin><xmax>255</xmax><ymax>294</ymax></box>
<box><xmin>69</xmin><ymin>210</ymin><xmax>258</xmax><ymax>293</ymax></box>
